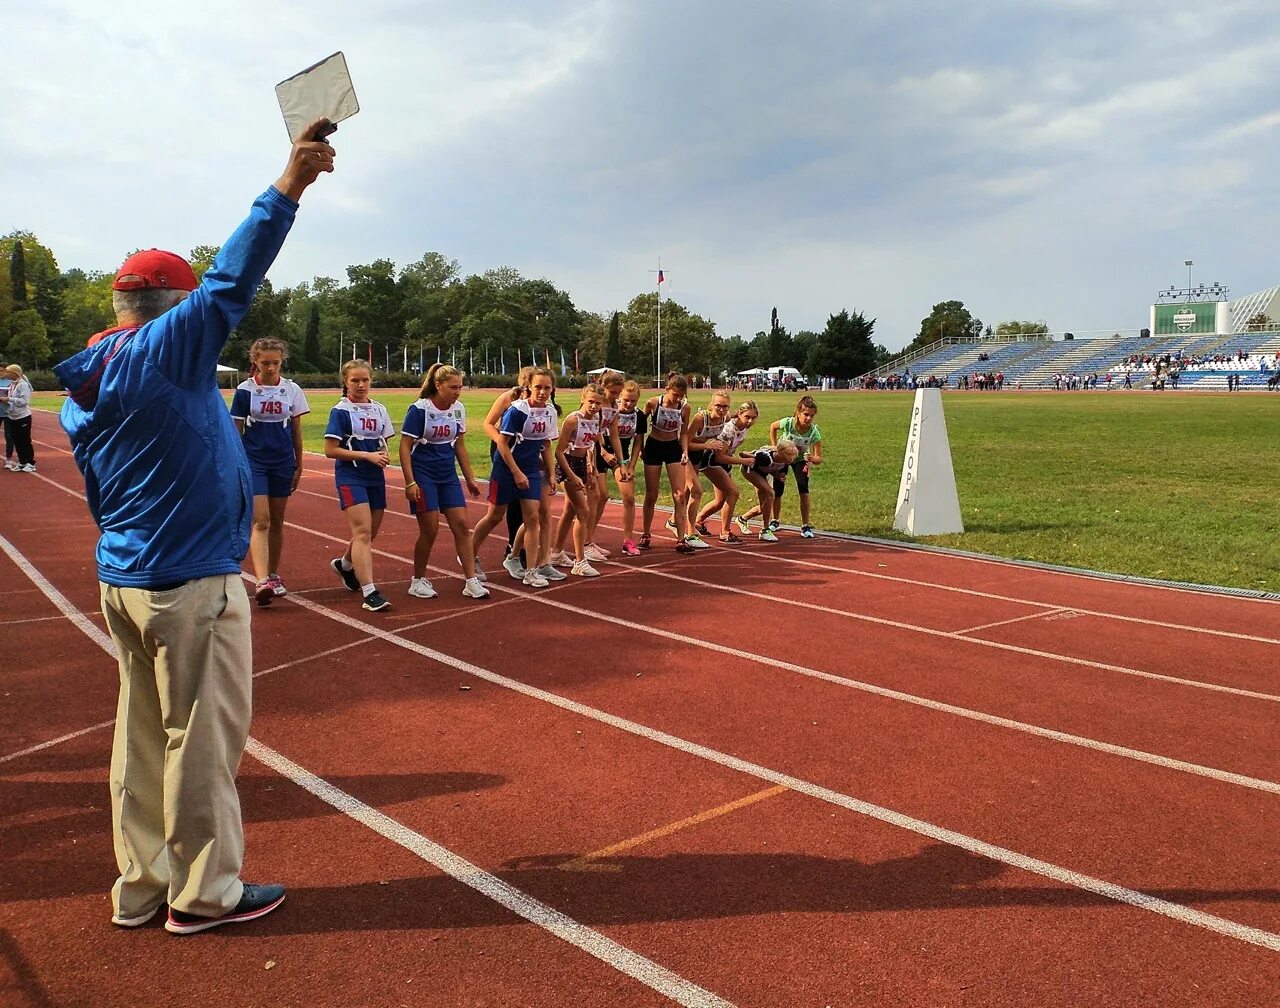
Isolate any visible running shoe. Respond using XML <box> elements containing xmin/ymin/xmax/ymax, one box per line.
<box><xmin>254</xmin><ymin>579</ymin><xmax>274</xmax><ymax>607</ymax></box>
<box><xmin>733</xmin><ymin>516</ymin><xmax>752</xmax><ymax>536</ymax></box>
<box><xmin>622</xmin><ymin>539</ymin><xmax>641</xmax><ymax>557</ymax></box>
<box><xmin>801</xmin><ymin>524</ymin><xmax>816</xmax><ymax>539</ymax></box>
<box><xmin>584</xmin><ymin>542</ymin><xmax>610</xmax><ymax>560</ymax></box>
<box><xmin>408</xmin><ymin>577</ymin><xmax>438</xmax><ymax>599</ymax></box>
<box><xmin>637</xmin><ymin>533</ymin><xmax>652</xmax><ymax>550</ymax></box>
<box><xmin>268</xmin><ymin>574</ymin><xmax>288</xmax><ymax>597</ymax></box>
<box><xmin>3</xmin><ymin>460</ymin><xmax>16</xmax><ymax>471</ymax></box>
<box><xmin>675</xmin><ymin>541</ymin><xmax>696</xmax><ymax>554</ymax></box>
<box><xmin>362</xmin><ymin>590</ymin><xmax>392</xmax><ymax>612</ymax></box>
<box><xmin>19</xmin><ymin>463</ymin><xmax>36</xmax><ymax>473</ymax></box>
<box><xmin>548</xmin><ymin>550</ymin><xmax>575</xmax><ymax>567</ymax></box>
<box><xmin>664</xmin><ymin>518</ymin><xmax>679</xmax><ymax>536</ymax></box>
<box><xmin>536</xmin><ymin>563</ymin><xmax>568</xmax><ymax>582</ymax></box>
<box><xmin>462</xmin><ymin>577</ymin><xmax>490</xmax><ymax>599</ymax></box>
<box><xmin>502</xmin><ymin>556</ymin><xmax>527</xmax><ymax>580</ymax></box>
<box><xmin>683</xmin><ymin>535</ymin><xmax>710</xmax><ymax>550</ymax></box>
<box><xmin>718</xmin><ymin>533</ymin><xmax>742</xmax><ymax>544</ymax></box>
<box><xmin>331</xmin><ymin>558</ymin><xmax>360</xmax><ymax>593</ymax></box>
<box><xmin>759</xmin><ymin>529</ymin><xmax>779</xmax><ymax>543</ymax></box>
<box><xmin>523</xmin><ymin>569</ymin><xmax>549</xmax><ymax>588</ymax></box>
<box><xmin>695</xmin><ymin>522</ymin><xmax>712</xmax><ymax>538</ymax></box>
<box><xmin>571</xmin><ymin>560</ymin><xmax>600</xmax><ymax>577</ymax></box>
<box><xmin>767</xmin><ymin>519</ymin><xmax>781</xmax><ymax>532</ymax></box>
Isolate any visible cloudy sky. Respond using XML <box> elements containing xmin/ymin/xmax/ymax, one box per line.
<box><xmin>4</xmin><ymin>0</ymin><xmax>1279</xmax><ymax>351</ymax></box>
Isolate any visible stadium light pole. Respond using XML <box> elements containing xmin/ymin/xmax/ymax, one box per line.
<box><xmin>1184</xmin><ymin>260</ymin><xmax>1194</xmax><ymax>301</ymax></box>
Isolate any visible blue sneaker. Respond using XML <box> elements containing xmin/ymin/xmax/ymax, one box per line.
<box><xmin>165</xmin><ymin>882</ymin><xmax>285</xmax><ymax>935</ymax></box>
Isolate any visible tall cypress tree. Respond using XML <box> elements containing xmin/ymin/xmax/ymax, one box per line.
<box><xmin>303</xmin><ymin>301</ymin><xmax>322</xmax><ymax>370</ymax></box>
<box><xmin>9</xmin><ymin>241</ymin><xmax>27</xmax><ymax>308</ymax></box>
<box><xmin>604</xmin><ymin>311</ymin><xmax>621</xmax><ymax>368</ymax></box>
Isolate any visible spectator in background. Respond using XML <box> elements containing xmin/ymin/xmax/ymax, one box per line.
<box><xmin>0</xmin><ymin>364</ymin><xmax>36</xmax><ymax>472</ymax></box>
<box><xmin>0</xmin><ymin>370</ymin><xmax>12</xmax><ymax>469</ymax></box>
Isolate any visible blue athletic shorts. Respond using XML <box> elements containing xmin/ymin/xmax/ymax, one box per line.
<box><xmin>252</xmin><ymin>467</ymin><xmax>295</xmax><ymax>499</ymax></box>
<box><xmin>488</xmin><ymin>464</ymin><xmax>542</xmax><ymax>506</ymax></box>
<box><xmin>337</xmin><ymin>482</ymin><xmax>387</xmax><ymax>511</ymax></box>
<box><xmin>409</xmin><ymin>476</ymin><xmax>465</xmax><ymax>514</ymax></box>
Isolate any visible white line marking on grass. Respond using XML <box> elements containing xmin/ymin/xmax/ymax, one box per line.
<box><xmin>1</xmin><ymin>535</ymin><xmax>735</xmax><ymax>1008</ymax></box>
<box><xmin>245</xmin><ymin>739</ymin><xmax>736</xmax><ymax>1008</ymax></box>
<box><xmin>623</xmin><ymin>563</ymin><xmax>1280</xmax><ymax>705</ymax></box>
<box><xmin>278</xmin><ymin>591</ymin><xmax>1280</xmax><ymax>954</ymax></box>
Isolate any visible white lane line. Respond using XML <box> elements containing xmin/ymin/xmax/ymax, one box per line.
<box><xmin>20</xmin><ymin>475</ymin><xmax>1280</xmax><ymax>793</ymax></box>
<box><xmin>1</xmin><ymin>534</ymin><xmax>735</xmax><ymax>1008</ymax></box>
<box><xmin>0</xmin><ymin>612</ymin><xmax>103</xmax><ymax>627</ymax></box>
<box><xmin>1</xmin><ymin>719</ymin><xmax>115</xmax><ymax>765</ymax></box>
<box><xmin>277</xmin><ymin>517</ymin><xmax>1280</xmax><ymax>795</ymax></box>
<box><xmin>955</xmin><ymin>609</ymin><xmax>1070</xmax><ymax>635</ymax></box>
<box><xmin>736</xmin><ymin>551</ymin><xmax>1280</xmax><ymax>646</ymax></box>
<box><xmin>279</xmin><ymin>589</ymin><xmax>1280</xmax><ymax>954</ymax></box>
<box><xmin>624</xmin><ymin>563</ymin><xmax>1280</xmax><ymax>705</ymax></box>
<box><xmin>246</xmin><ymin>740</ymin><xmax>735</xmax><ymax>1008</ymax></box>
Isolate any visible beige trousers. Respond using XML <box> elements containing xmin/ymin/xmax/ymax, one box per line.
<box><xmin>101</xmin><ymin>574</ymin><xmax>252</xmax><ymax>919</ymax></box>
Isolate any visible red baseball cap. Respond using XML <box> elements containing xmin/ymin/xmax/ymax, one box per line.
<box><xmin>112</xmin><ymin>249</ymin><xmax>198</xmax><ymax>292</ymax></box>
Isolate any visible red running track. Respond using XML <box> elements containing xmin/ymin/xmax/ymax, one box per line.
<box><xmin>1</xmin><ymin>412</ymin><xmax>1277</xmax><ymax>1007</ymax></box>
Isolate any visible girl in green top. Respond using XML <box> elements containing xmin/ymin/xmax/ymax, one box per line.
<box><xmin>738</xmin><ymin>395</ymin><xmax>823</xmax><ymax>538</ymax></box>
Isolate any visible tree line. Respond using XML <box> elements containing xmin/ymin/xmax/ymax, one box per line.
<box><xmin>3</xmin><ymin>230</ymin><xmax>887</xmax><ymax>380</ymax></box>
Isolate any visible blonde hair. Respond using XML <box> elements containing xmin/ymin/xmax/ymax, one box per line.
<box><xmin>249</xmin><ymin>338</ymin><xmax>289</xmax><ymax>362</ymax></box>
<box><xmin>340</xmin><ymin>359</ymin><xmax>371</xmax><ymax>395</ymax></box>
<box><xmin>581</xmin><ymin>382</ymin><xmax>604</xmax><ymax>403</ymax></box>
<box><xmin>775</xmin><ymin>438</ymin><xmax>800</xmax><ymax>463</ymax></box>
<box><xmin>621</xmin><ymin>379</ymin><xmax>641</xmax><ymax>397</ymax></box>
<box><xmin>4</xmin><ymin>364</ymin><xmax>22</xmax><ymax>379</ymax></box>
<box><xmin>421</xmin><ymin>362</ymin><xmax>463</xmax><ymax>399</ymax></box>
<box><xmin>736</xmin><ymin>399</ymin><xmax>758</xmax><ymax>418</ymax></box>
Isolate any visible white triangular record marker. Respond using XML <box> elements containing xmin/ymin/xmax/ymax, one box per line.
<box><xmin>893</xmin><ymin>388</ymin><xmax>964</xmax><ymax>536</ymax></box>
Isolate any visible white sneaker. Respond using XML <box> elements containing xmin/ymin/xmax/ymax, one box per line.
<box><xmin>19</xmin><ymin>463</ymin><xmax>36</xmax><ymax>473</ymax></box>
<box><xmin>523</xmin><ymin>569</ymin><xmax>549</xmax><ymax>588</ymax></box>
<box><xmin>408</xmin><ymin>577</ymin><xmax>438</xmax><ymax>598</ymax></box>
<box><xmin>683</xmin><ymin>535</ymin><xmax>710</xmax><ymax>550</ymax></box>
<box><xmin>571</xmin><ymin>560</ymin><xmax>600</xmax><ymax>577</ymax></box>
<box><xmin>583</xmin><ymin>543</ymin><xmax>609</xmax><ymax>562</ymax></box>
<box><xmin>502</xmin><ymin>556</ymin><xmax>526</xmax><ymax>580</ymax></box>
<box><xmin>462</xmin><ymin>577</ymin><xmax>490</xmax><ymax>599</ymax></box>
<box><xmin>537</xmin><ymin>563</ymin><xmax>567</xmax><ymax>582</ymax></box>
<box><xmin>3</xmin><ymin>461</ymin><xmax>16</xmax><ymax>471</ymax></box>
<box><xmin>548</xmin><ymin>550</ymin><xmax>574</xmax><ymax>568</ymax></box>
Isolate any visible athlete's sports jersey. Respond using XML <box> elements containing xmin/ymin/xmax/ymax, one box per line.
<box><xmin>778</xmin><ymin>416</ymin><xmax>822</xmax><ymax>454</ymax></box>
<box><xmin>229</xmin><ymin>378</ymin><xmax>310</xmax><ymax>470</ymax></box>
<box><xmin>718</xmin><ymin>419</ymin><xmax>753</xmax><ymax>457</ymax></box>
<box><xmin>565</xmin><ymin>410</ymin><xmax>600</xmax><ymax>454</ymax></box>
<box><xmin>325</xmin><ymin>398</ymin><xmax>395</xmax><ymax>484</ymax></box>
<box><xmin>615</xmin><ymin>409</ymin><xmax>639</xmax><ymax>441</ymax></box>
<box><xmin>748</xmin><ymin>446</ymin><xmax>790</xmax><ymax>477</ymax></box>
<box><xmin>598</xmin><ymin>404</ymin><xmax>618</xmax><ymax>434</ymax></box>
<box><xmin>692</xmin><ymin>409</ymin><xmax>729</xmax><ymax>446</ymax></box>
<box><xmin>500</xmin><ymin>399</ymin><xmax>557</xmax><ymax>469</ymax></box>
<box><xmin>650</xmin><ymin>396</ymin><xmax>683</xmax><ymax>436</ymax></box>
<box><xmin>402</xmin><ymin>397</ymin><xmax>466</xmax><ymax>482</ymax></box>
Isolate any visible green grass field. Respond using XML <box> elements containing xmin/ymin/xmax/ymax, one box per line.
<box><xmin>36</xmin><ymin>388</ymin><xmax>1278</xmax><ymax>592</ymax></box>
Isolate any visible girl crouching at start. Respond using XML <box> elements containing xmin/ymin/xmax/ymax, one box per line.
<box><xmin>398</xmin><ymin>363</ymin><xmax>489</xmax><ymax>600</ymax></box>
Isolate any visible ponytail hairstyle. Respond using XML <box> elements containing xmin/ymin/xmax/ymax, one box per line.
<box><xmin>421</xmin><ymin>362</ymin><xmax>463</xmax><ymax>399</ymax></box>
<box><xmin>735</xmin><ymin>399</ymin><xmax>759</xmax><ymax>426</ymax></box>
<box><xmin>339</xmin><ymin>359</ymin><xmax>371</xmax><ymax>397</ymax></box>
<box><xmin>581</xmin><ymin>382</ymin><xmax>605</xmax><ymax>405</ymax></box>
<box><xmin>665</xmin><ymin>371</ymin><xmax>689</xmax><ymax>396</ymax></box>
<box><xmin>527</xmin><ymin>366</ymin><xmax>560</xmax><ymax>415</ymax></box>
<box><xmin>600</xmin><ymin>370</ymin><xmax>625</xmax><ymax>394</ymax></box>
<box><xmin>248</xmin><ymin>337</ymin><xmax>288</xmax><ymax>380</ymax></box>
<box><xmin>513</xmin><ymin>364</ymin><xmax>536</xmax><ymax>400</ymax></box>
<box><xmin>796</xmin><ymin>395</ymin><xmax>818</xmax><ymax>415</ymax></box>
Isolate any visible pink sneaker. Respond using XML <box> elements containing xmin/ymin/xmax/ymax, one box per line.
<box><xmin>622</xmin><ymin>539</ymin><xmax>640</xmax><ymax>557</ymax></box>
<box><xmin>254</xmin><ymin>579</ymin><xmax>274</xmax><ymax>607</ymax></box>
<box><xmin>268</xmin><ymin>574</ymin><xmax>288</xmax><ymax>597</ymax></box>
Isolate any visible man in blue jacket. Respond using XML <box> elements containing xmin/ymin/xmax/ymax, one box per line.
<box><xmin>54</xmin><ymin>117</ymin><xmax>335</xmax><ymax>935</ymax></box>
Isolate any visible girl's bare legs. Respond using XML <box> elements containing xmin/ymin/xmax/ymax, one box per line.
<box><xmin>443</xmin><ymin>506</ymin><xmax>476</xmax><ymax>579</ymax></box>
<box><xmin>666</xmin><ymin>461</ymin><xmax>690</xmax><ymax>539</ymax></box>
<box><xmin>642</xmin><ymin>464</ymin><xmax>662</xmax><ymax>536</ymax></box>
<box><xmin>412</xmin><ymin>508</ymin><xmax>438</xmax><ymax>578</ymax></box>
